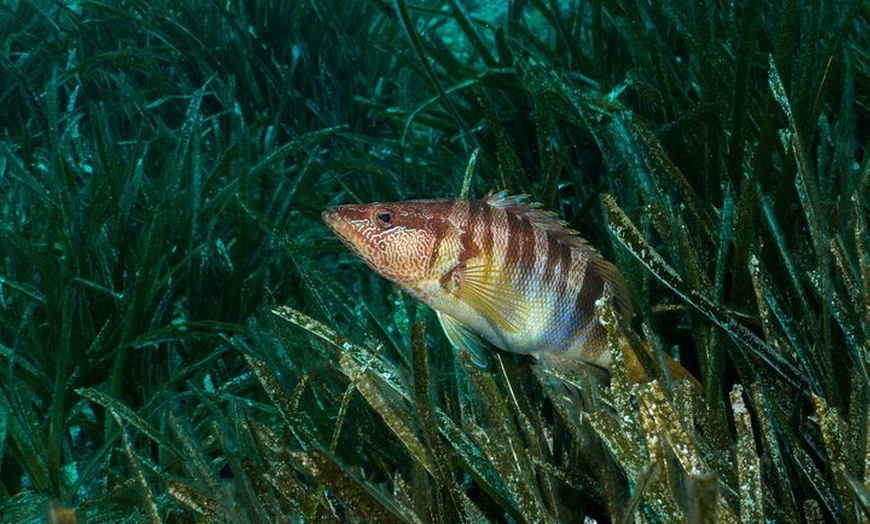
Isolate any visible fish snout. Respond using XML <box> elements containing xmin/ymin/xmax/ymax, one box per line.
<box><xmin>322</xmin><ymin>207</ymin><xmax>344</xmax><ymax>230</ymax></box>
<box><xmin>322</xmin><ymin>204</ymin><xmax>373</xmax><ymax>230</ymax></box>
<box><xmin>321</xmin><ymin>208</ymin><xmax>334</xmax><ymax>226</ymax></box>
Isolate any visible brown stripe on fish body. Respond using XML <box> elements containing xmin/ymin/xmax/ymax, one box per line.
<box><xmin>425</xmin><ymin>215</ymin><xmax>450</xmax><ymax>275</ymax></box>
<box><xmin>448</xmin><ymin>199</ymin><xmax>470</xmax><ymax>225</ymax></box>
<box><xmin>489</xmin><ymin>204</ymin><xmax>509</xmax><ymax>267</ymax></box>
<box><xmin>426</xmin><ymin>200</ymin><xmax>460</xmax><ymax>276</ymax></box>
<box><xmin>449</xmin><ymin>200</ymin><xmax>471</xmax><ymax>249</ymax></box>
<box><xmin>436</xmin><ymin>200</ymin><xmax>472</xmax><ymax>293</ymax></box>
<box><xmin>517</xmin><ymin>215</ymin><xmax>537</xmax><ymax>280</ymax></box>
<box><xmin>463</xmin><ymin>200</ymin><xmax>476</xmax><ymax>256</ymax></box>
<box><xmin>565</xmin><ymin>257</ymin><xmax>607</xmax><ymax>356</ymax></box>
<box><xmin>482</xmin><ymin>200</ymin><xmax>495</xmax><ymax>259</ymax></box>
<box><xmin>467</xmin><ymin>199</ymin><xmax>481</xmax><ymax>241</ymax></box>
<box><xmin>502</xmin><ymin>210</ymin><xmax>537</xmax><ymax>286</ymax></box>
<box><xmin>556</xmin><ymin>237</ymin><xmax>574</xmax><ymax>290</ymax></box>
<box><xmin>542</xmin><ymin>229</ymin><xmax>574</xmax><ymax>292</ymax></box>
<box><xmin>503</xmin><ymin>210</ymin><xmax>521</xmax><ymax>271</ymax></box>
<box><xmin>470</xmin><ymin>199</ymin><xmax>494</xmax><ymax>266</ymax></box>
<box><xmin>573</xmin><ymin>258</ymin><xmax>605</xmax><ymax>322</ymax></box>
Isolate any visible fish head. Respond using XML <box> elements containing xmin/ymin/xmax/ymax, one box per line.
<box><xmin>322</xmin><ymin>200</ymin><xmax>458</xmax><ymax>286</ymax></box>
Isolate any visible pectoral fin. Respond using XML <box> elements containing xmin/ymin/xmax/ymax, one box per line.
<box><xmin>453</xmin><ymin>258</ymin><xmax>527</xmax><ymax>333</ymax></box>
<box><xmin>437</xmin><ymin>311</ymin><xmax>488</xmax><ymax>368</ymax></box>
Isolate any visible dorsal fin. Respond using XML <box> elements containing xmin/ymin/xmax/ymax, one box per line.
<box><xmin>483</xmin><ymin>191</ymin><xmax>594</xmax><ymax>252</ymax></box>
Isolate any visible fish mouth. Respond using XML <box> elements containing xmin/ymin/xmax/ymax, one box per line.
<box><xmin>321</xmin><ymin>208</ymin><xmax>339</xmax><ymax>229</ymax></box>
<box><xmin>322</xmin><ymin>208</ymin><xmax>373</xmax><ymax>270</ymax></box>
<box><xmin>322</xmin><ymin>204</ymin><xmax>375</xmax><ymax>254</ymax></box>
<box><xmin>322</xmin><ymin>207</ymin><xmax>356</xmax><ymax>247</ymax></box>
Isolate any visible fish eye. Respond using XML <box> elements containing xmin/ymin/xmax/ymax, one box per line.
<box><xmin>375</xmin><ymin>209</ymin><xmax>393</xmax><ymax>227</ymax></box>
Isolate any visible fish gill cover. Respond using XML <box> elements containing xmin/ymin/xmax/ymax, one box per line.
<box><xmin>0</xmin><ymin>0</ymin><xmax>867</xmax><ymax>522</ymax></box>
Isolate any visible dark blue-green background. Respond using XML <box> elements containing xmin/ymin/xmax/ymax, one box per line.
<box><xmin>0</xmin><ymin>1</ymin><xmax>867</xmax><ymax>521</ymax></box>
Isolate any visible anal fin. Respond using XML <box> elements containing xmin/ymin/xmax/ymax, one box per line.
<box><xmin>436</xmin><ymin>311</ymin><xmax>488</xmax><ymax>368</ymax></box>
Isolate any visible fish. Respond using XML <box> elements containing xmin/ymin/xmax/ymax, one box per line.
<box><xmin>322</xmin><ymin>191</ymin><xmax>673</xmax><ymax>382</ymax></box>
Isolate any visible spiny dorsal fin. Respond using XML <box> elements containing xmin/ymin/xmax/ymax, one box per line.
<box><xmin>484</xmin><ymin>191</ymin><xmax>596</xmax><ymax>253</ymax></box>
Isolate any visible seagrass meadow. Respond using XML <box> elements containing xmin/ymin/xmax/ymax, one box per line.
<box><xmin>0</xmin><ymin>0</ymin><xmax>868</xmax><ymax>522</ymax></box>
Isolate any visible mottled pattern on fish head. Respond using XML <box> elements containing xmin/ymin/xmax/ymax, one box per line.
<box><xmin>322</xmin><ymin>200</ymin><xmax>458</xmax><ymax>286</ymax></box>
